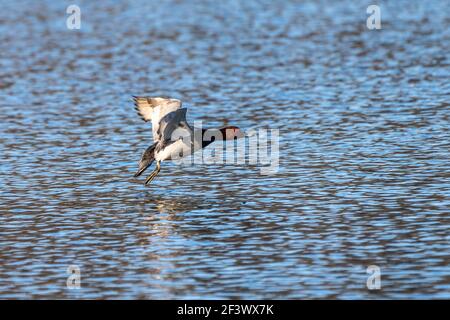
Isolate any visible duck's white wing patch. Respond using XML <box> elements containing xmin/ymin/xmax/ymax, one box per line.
<box><xmin>133</xmin><ymin>96</ymin><xmax>181</xmax><ymax>121</ymax></box>
<box><xmin>133</xmin><ymin>96</ymin><xmax>182</xmax><ymax>141</ymax></box>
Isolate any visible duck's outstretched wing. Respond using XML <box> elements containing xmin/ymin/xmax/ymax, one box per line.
<box><xmin>157</xmin><ymin>108</ymin><xmax>189</xmax><ymax>143</ymax></box>
<box><xmin>133</xmin><ymin>96</ymin><xmax>182</xmax><ymax>141</ymax></box>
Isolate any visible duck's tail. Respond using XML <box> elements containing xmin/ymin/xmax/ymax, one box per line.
<box><xmin>134</xmin><ymin>143</ymin><xmax>157</xmax><ymax>177</ymax></box>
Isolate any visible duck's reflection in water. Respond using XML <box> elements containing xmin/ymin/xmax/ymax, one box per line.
<box><xmin>140</xmin><ymin>192</ymin><xmax>212</xmax><ymax>214</ymax></box>
<box><xmin>131</xmin><ymin>194</ymin><xmax>221</xmax><ymax>297</ymax></box>
<box><xmin>134</xmin><ymin>192</ymin><xmax>215</xmax><ymax>247</ymax></box>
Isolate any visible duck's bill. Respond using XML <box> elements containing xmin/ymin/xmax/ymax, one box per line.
<box><xmin>243</xmin><ymin>129</ymin><xmax>257</xmax><ymax>137</ymax></box>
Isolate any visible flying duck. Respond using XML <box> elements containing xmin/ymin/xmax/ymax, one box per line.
<box><xmin>133</xmin><ymin>96</ymin><xmax>244</xmax><ymax>185</ymax></box>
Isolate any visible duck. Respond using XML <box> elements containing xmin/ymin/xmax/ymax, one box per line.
<box><xmin>133</xmin><ymin>96</ymin><xmax>244</xmax><ymax>185</ymax></box>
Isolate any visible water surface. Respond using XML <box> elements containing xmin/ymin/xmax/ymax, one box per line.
<box><xmin>0</xmin><ymin>0</ymin><xmax>449</xmax><ymax>299</ymax></box>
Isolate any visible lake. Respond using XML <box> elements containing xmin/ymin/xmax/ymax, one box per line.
<box><xmin>0</xmin><ymin>0</ymin><xmax>449</xmax><ymax>299</ymax></box>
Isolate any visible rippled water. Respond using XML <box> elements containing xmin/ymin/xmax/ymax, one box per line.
<box><xmin>0</xmin><ymin>0</ymin><xmax>449</xmax><ymax>299</ymax></box>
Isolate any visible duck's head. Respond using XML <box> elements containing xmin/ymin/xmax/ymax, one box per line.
<box><xmin>220</xmin><ymin>126</ymin><xmax>245</xmax><ymax>140</ymax></box>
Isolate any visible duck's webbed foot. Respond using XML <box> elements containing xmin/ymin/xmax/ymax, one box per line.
<box><xmin>144</xmin><ymin>161</ymin><xmax>161</xmax><ymax>185</ymax></box>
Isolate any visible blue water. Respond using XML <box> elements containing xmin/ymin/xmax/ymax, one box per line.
<box><xmin>0</xmin><ymin>0</ymin><xmax>449</xmax><ymax>299</ymax></box>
